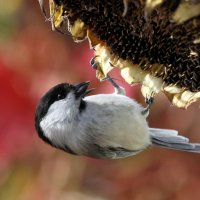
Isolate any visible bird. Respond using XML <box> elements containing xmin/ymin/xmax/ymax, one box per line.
<box><xmin>38</xmin><ymin>0</ymin><xmax>200</xmax><ymax>108</ymax></box>
<box><xmin>35</xmin><ymin>77</ymin><xmax>200</xmax><ymax>159</ymax></box>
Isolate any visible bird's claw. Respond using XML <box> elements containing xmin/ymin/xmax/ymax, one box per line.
<box><xmin>90</xmin><ymin>56</ymin><xmax>99</xmax><ymax>70</ymax></box>
<box><xmin>90</xmin><ymin>57</ymin><xmax>126</xmax><ymax>95</ymax></box>
<box><xmin>145</xmin><ymin>94</ymin><xmax>154</xmax><ymax>107</ymax></box>
<box><xmin>142</xmin><ymin>92</ymin><xmax>155</xmax><ymax>117</ymax></box>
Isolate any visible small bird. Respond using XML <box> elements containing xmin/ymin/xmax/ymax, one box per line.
<box><xmin>35</xmin><ymin>78</ymin><xmax>200</xmax><ymax>159</ymax></box>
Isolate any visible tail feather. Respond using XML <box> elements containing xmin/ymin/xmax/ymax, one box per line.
<box><xmin>149</xmin><ymin>128</ymin><xmax>200</xmax><ymax>153</ymax></box>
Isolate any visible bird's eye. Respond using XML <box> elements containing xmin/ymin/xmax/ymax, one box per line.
<box><xmin>57</xmin><ymin>93</ymin><xmax>65</xmax><ymax>100</ymax></box>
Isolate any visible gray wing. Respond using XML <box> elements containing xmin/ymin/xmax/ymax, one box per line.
<box><xmin>87</xmin><ymin>144</ymin><xmax>145</xmax><ymax>159</ymax></box>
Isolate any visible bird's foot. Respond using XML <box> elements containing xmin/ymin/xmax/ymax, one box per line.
<box><xmin>103</xmin><ymin>75</ymin><xmax>126</xmax><ymax>95</ymax></box>
<box><xmin>141</xmin><ymin>93</ymin><xmax>155</xmax><ymax>117</ymax></box>
<box><xmin>90</xmin><ymin>56</ymin><xmax>99</xmax><ymax>70</ymax></box>
<box><xmin>90</xmin><ymin>56</ymin><xmax>126</xmax><ymax>95</ymax></box>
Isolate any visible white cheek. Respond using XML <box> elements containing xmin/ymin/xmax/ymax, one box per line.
<box><xmin>40</xmin><ymin>94</ymin><xmax>80</xmax><ymax>147</ymax></box>
<box><xmin>40</xmin><ymin>102</ymin><xmax>70</xmax><ymax>143</ymax></box>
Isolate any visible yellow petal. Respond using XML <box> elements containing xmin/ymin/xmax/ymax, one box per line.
<box><xmin>173</xmin><ymin>2</ymin><xmax>200</xmax><ymax>24</ymax></box>
<box><xmin>49</xmin><ymin>0</ymin><xmax>64</xmax><ymax>29</ymax></box>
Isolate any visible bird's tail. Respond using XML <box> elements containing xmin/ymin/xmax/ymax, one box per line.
<box><xmin>149</xmin><ymin>128</ymin><xmax>200</xmax><ymax>153</ymax></box>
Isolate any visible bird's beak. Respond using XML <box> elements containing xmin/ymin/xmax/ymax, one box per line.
<box><xmin>74</xmin><ymin>81</ymin><xmax>94</xmax><ymax>98</ymax></box>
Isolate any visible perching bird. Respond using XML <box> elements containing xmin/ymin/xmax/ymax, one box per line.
<box><xmin>38</xmin><ymin>0</ymin><xmax>200</xmax><ymax>108</ymax></box>
<box><xmin>35</xmin><ymin>78</ymin><xmax>200</xmax><ymax>159</ymax></box>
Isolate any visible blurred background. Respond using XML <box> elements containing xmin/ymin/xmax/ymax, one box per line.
<box><xmin>1</xmin><ymin>1</ymin><xmax>200</xmax><ymax>200</ymax></box>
